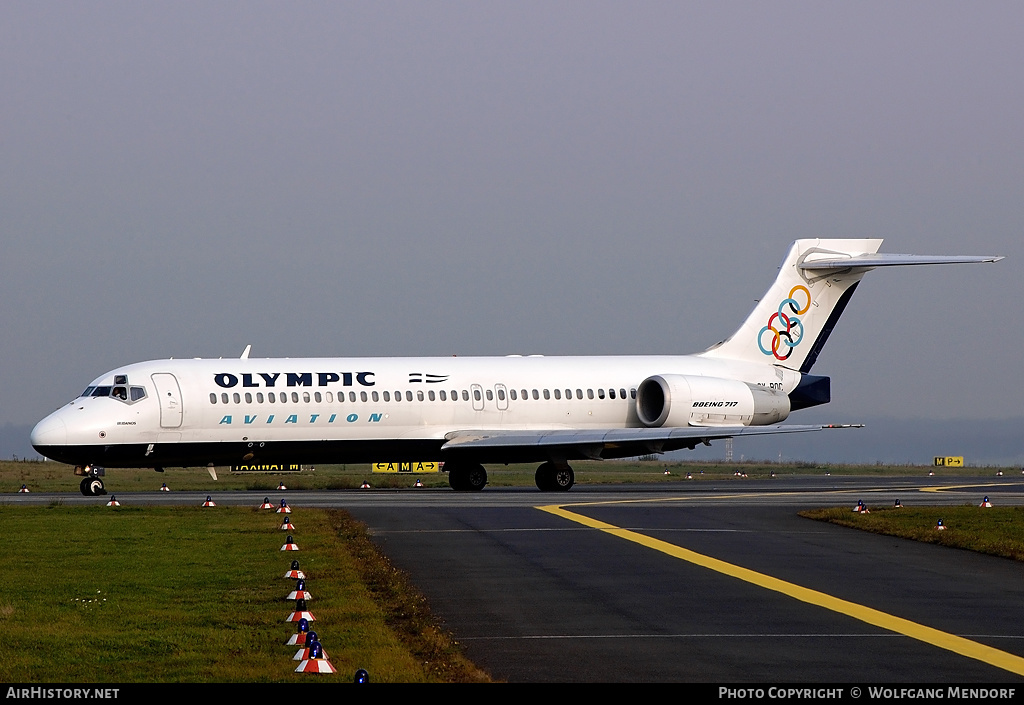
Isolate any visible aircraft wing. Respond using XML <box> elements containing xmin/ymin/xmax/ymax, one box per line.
<box><xmin>440</xmin><ymin>424</ymin><xmax>860</xmax><ymax>461</ymax></box>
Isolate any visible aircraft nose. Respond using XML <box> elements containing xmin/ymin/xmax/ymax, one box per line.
<box><xmin>31</xmin><ymin>414</ymin><xmax>67</xmax><ymax>449</ymax></box>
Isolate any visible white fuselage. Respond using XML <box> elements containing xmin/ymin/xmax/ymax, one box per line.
<box><xmin>31</xmin><ymin>353</ymin><xmax>801</xmax><ymax>468</ymax></box>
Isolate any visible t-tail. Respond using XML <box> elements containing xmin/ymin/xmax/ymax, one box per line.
<box><xmin>700</xmin><ymin>238</ymin><xmax>1002</xmax><ymax>374</ymax></box>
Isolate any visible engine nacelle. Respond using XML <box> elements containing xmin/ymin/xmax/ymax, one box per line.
<box><xmin>635</xmin><ymin>374</ymin><xmax>790</xmax><ymax>428</ymax></box>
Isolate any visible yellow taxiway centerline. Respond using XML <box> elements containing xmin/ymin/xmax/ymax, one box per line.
<box><xmin>537</xmin><ymin>503</ymin><xmax>1024</xmax><ymax>677</ymax></box>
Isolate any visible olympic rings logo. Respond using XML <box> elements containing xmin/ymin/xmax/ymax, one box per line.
<box><xmin>758</xmin><ymin>285</ymin><xmax>811</xmax><ymax>361</ymax></box>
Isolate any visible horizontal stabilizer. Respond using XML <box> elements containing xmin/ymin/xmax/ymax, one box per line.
<box><xmin>800</xmin><ymin>253</ymin><xmax>1003</xmax><ymax>270</ymax></box>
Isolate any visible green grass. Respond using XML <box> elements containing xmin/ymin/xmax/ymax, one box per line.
<box><xmin>2</xmin><ymin>458</ymin><xmax>1015</xmax><ymax>494</ymax></box>
<box><xmin>800</xmin><ymin>505</ymin><xmax>1024</xmax><ymax>562</ymax></box>
<box><xmin>0</xmin><ymin>506</ymin><xmax>489</xmax><ymax>682</ymax></box>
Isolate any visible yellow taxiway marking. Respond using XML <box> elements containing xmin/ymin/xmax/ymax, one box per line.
<box><xmin>537</xmin><ymin>503</ymin><xmax>1024</xmax><ymax>676</ymax></box>
<box><xmin>920</xmin><ymin>482</ymin><xmax>1022</xmax><ymax>493</ymax></box>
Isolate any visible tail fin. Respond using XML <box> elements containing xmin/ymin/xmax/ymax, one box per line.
<box><xmin>700</xmin><ymin>239</ymin><xmax>1001</xmax><ymax>373</ymax></box>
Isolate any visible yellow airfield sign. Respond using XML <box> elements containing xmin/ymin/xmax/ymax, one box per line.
<box><xmin>934</xmin><ymin>456</ymin><xmax>964</xmax><ymax>467</ymax></box>
<box><xmin>372</xmin><ymin>461</ymin><xmax>443</xmax><ymax>474</ymax></box>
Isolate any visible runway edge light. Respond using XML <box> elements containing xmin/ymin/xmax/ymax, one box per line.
<box><xmin>287</xmin><ymin>618</ymin><xmax>310</xmax><ymax>646</ymax></box>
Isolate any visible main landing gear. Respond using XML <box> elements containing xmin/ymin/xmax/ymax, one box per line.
<box><xmin>535</xmin><ymin>461</ymin><xmax>574</xmax><ymax>492</ymax></box>
<box><xmin>447</xmin><ymin>462</ymin><xmax>488</xmax><ymax>491</ymax></box>
<box><xmin>444</xmin><ymin>461</ymin><xmax>576</xmax><ymax>492</ymax></box>
<box><xmin>76</xmin><ymin>466</ymin><xmax>107</xmax><ymax>496</ymax></box>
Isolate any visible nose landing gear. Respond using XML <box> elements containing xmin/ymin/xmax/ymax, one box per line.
<box><xmin>76</xmin><ymin>466</ymin><xmax>107</xmax><ymax>496</ymax></box>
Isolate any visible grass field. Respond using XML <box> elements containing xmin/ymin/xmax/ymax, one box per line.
<box><xmin>800</xmin><ymin>505</ymin><xmax>1024</xmax><ymax>563</ymax></box>
<box><xmin>0</xmin><ymin>505</ymin><xmax>488</xmax><ymax>683</ymax></box>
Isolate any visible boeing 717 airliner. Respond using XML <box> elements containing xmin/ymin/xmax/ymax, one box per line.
<box><xmin>30</xmin><ymin>239</ymin><xmax>1001</xmax><ymax>495</ymax></box>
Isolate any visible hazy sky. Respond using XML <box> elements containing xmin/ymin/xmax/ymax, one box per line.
<box><xmin>2</xmin><ymin>2</ymin><xmax>1021</xmax><ymax>437</ymax></box>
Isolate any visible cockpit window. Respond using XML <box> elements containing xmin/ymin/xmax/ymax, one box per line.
<box><xmin>114</xmin><ymin>375</ymin><xmax>128</xmax><ymax>385</ymax></box>
<box><xmin>84</xmin><ymin>381</ymin><xmax>147</xmax><ymax>404</ymax></box>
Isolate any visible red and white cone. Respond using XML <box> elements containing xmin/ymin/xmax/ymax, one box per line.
<box><xmin>284</xmin><ymin>560</ymin><xmax>304</xmax><ymax>580</ymax></box>
<box><xmin>286</xmin><ymin>599</ymin><xmax>316</xmax><ymax>623</ymax></box>
<box><xmin>293</xmin><ymin>632</ymin><xmax>326</xmax><ymax>660</ymax></box>
<box><xmin>281</xmin><ymin>535</ymin><xmax>299</xmax><ymax>551</ymax></box>
<box><xmin>159</xmin><ymin>483</ymin><xmax>170</xmax><ymax>492</ymax></box>
<box><xmin>259</xmin><ymin>497</ymin><xmax>274</xmax><ymax>509</ymax></box>
<box><xmin>106</xmin><ymin>496</ymin><xmax>120</xmax><ymax>507</ymax></box>
<box><xmin>277</xmin><ymin>499</ymin><xmax>291</xmax><ymax>514</ymax></box>
<box><xmin>360</xmin><ymin>481</ymin><xmax>371</xmax><ymax>489</ymax></box>
<box><xmin>286</xmin><ymin>618</ymin><xmax>311</xmax><ymax>646</ymax></box>
<box><xmin>287</xmin><ymin>579</ymin><xmax>311</xmax><ymax>601</ymax></box>
<box><xmin>980</xmin><ymin>496</ymin><xmax>993</xmax><ymax>508</ymax></box>
<box><xmin>277</xmin><ymin>482</ymin><xmax>287</xmax><ymax>491</ymax></box>
<box><xmin>414</xmin><ymin>479</ymin><xmax>423</xmax><ymax>487</ymax></box>
<box><xmin>294</xmin><ymin>642</ymin><xmax>335</xmax><ymax>673</ymax></box>
<box><xmin>295</xmin><ymin>658</ymin><xmax>335</xmax><ymax>674</ymax></box>
<box><xmin>936</xmin><ymin>519</ymin><xmax>947</xmax><ymax>530</ymax></box>
<box><xmin>18</xmin><ymin>485</ymin><xmax>29</xmax><ymax>493</ymax></box>
<box><xmin>280</xmin><ymin>516</ymin><xmax>295</xmax><ymax>531</ymax></box>
<box><xmin>286</xmin><ymin>610</ymin><xmax>316</xmax><ymax>623</ymax></box>
<box><xmin>202</xmin><ymin>496</ymin><xmax>216</xmax><ymax>507</ymax></box>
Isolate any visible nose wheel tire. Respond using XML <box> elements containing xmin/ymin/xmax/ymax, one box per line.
<box><xmin>80</xmin><ymin>477</ymin><xmax>106</xmax><ymax>496</ymax></box>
